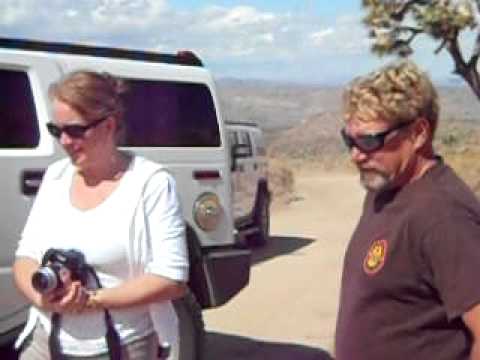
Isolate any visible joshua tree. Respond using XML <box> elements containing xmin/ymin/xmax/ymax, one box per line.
<box><xmin>363</xmin><ymin>0</ymin><xmax>480</xmax><ymax>98</ymax></box>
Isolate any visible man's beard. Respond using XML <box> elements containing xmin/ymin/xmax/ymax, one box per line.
<box><xmin>359</xmin><ymin>169</ymin><xmax>391</xmax><ymax>192</ymax></box>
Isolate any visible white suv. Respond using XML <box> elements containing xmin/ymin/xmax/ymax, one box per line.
<box><xmin>227</xmin><ymin>122</ymin><xmax>270</xmax><ymax>246</ymax></box>
<box><xmin>0</xmin><ymin>37</ymin><xmax>251</xmax><ymax>360</ymax></box>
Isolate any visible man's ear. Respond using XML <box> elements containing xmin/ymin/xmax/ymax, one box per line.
<box><xmin>412</xmin><ymin>117</ymin><xmax>431</xmax><ymax>150</ymax></box>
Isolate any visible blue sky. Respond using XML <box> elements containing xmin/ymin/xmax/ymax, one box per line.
<box><xmin>0</xmin><ymin>0</ymin><xmax>466</xmax><ymax>85</ymax></box>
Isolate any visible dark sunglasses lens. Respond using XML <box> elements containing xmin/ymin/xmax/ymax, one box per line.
<box><xmin>46</xmin><ymin>123</ymin><xmax>87</xmax><ymax>139</ymax></box>
<box><xmin>63</xmin><ymin>126</ymin><xmax>87</xmax><ymax>138</ymax></box>
<box><xmin>46</xmin><ymin>123</ymin><xmax>61</xmax><ymax>138</ymax></box>
<box><xmin>356</xmin><ymin>135</ymin><xmax>383</xmax><ymax>153</ymax></box>
<box><xmin>341</xmin><ymin>129</ymin><xmax>384</xmax><ymax>153</ymax></box>
<box><xmin>341</xmin><ymin>130</ymin><xmax>354</xmax><ymax>149</ymax></box>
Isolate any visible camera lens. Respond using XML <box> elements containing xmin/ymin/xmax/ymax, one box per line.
<box><xmin>31</xmin><ymin>267</ymin><xmax>59</xmax><ymax>294</ymax></box>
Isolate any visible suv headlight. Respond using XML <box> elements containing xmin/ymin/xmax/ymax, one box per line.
<box><xmin>194</xmin><ymin>192</ymin><xmax>222</xmax><ymax>231</ymax></box>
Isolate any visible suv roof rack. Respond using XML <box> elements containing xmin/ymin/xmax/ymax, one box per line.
<box><xmin>0</xmin><ymin>37</ymin><xmax>203</xmax><ymax>67</ymax></box>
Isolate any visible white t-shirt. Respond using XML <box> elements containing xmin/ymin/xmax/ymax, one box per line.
<box><xmin>15</xmin><ymin>155</ymin><xmax>189</xmax><ymax>356</ymax></box>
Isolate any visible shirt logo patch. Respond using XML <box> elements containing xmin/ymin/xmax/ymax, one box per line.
<box><xmin>363</xmin><ymin>239</ymin><xmax>388</xmax><ymax>275</ymax></box>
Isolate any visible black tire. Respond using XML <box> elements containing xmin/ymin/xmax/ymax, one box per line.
<box><xmin>249</xmin><ymin>191</ymin><xmax>270</xmax><ymax>247</ymax></box>
<box><xmin>0</xmin><ymin>342</ymin><xmax>18</xmax><ymax>360</ymax></box>
<box><xmin>173</xmin><ymin>290</ymin><xmax>205</xmax><ymax>360</ymax></box>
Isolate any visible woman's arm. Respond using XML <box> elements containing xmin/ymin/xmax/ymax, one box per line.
<box><xmin>13</xmin><ymin>257</ymin><xmax>42</xmax><ymax>306</ymax></box>
<box><xmin>87</xmin><ymin>170</ymin><xmax>189</xmax><ymax>311</ymax></box>
<box><xmin>88</xmin><ymin>274</ymin><xmax>186</xmax><ymax>310</ymax></box>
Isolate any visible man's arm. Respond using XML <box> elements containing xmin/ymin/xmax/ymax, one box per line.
<box><xmin>463</xmin><ymin>303</ymin><xmax>480</xmax><ymax>360</ymax></box>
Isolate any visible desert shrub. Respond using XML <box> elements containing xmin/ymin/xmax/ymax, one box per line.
<box><xmin>267</xmin><ymin>158</ymin><xmax>295</xmax><ymax>204</ymax></box>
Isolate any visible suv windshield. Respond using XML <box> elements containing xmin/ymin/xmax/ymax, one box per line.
<box><xmin>120</xmin><ymin>79</ymin><xmax>220</xmax><ymax>147</ymax></box>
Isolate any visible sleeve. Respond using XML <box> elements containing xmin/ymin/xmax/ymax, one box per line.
<box><xmin>142</xmin><ymin>170</ymin><xmax>189</xmax><ymax>282</ymax></box>
<box><xmin>424</xmin><ymin>214</ymin><xmax>480</xmax><ymax>320</ymax></box>
<box><xmin>15</xmin><ymin>164</ymin><xmax>59</xmax><ymax>262</ymax></box>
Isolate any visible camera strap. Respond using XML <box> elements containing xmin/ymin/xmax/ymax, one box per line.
<box><xmin>48</xmin><ymin>266</ymin><xmax>122</xmax><ymax>360</ymax></box>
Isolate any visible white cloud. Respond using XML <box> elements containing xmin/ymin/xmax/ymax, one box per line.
<box><xmin>0</xmin><ymin>0</ymin><xmax>33</xmax><ymax>25</ymax></box>
<box><xmin>310</xmin><ymin>28</ymin><xmax>335</xmax><ymax>46</ymax></box>
<box><xmin>92</xmin><ymin>0</ymin><xmax>169</xmax><ymax>28</ymax></box>
<box><xmin>0</xmin><ymin>1</ymin><xmax>368</xmax><ymax>58</ymax></box>
<box><xmin>0</xmin><ymin>1</ymin><xmax>379</xmax><ymax>82</ymax></box>
<box><xmin>203</xmin><ymin>6</ymin><xmax>276</xmax><ymax>32</ymax></box>
<box><xmin>309</xmin><ymin>16</ymin><xmax>371</xmax><ymax>55</ymax></box>
<box><xmin>66</xmin><ymin>9</ymin><xmax>79</xmax><ymax>18</ymax></box>
<box><xmin>181</xmin><ymin>6</ymin><xmax>288</xmax><ymax>59</ymax></box>
<box><xmin>259</xmin><ymin>33</ymin><xmax>275</xmax><ymax>44</ymax></box>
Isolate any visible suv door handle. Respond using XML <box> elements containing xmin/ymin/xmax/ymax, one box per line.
<box><xmin>21</xmin><ymin>169</ymin><xmax>45</xmax><ymax>196</ymax></box>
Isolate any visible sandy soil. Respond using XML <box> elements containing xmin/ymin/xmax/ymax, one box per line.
<box><xmin>203</xmin><ymin>170</ymin><xmax>365</xmax><ymax>359</ymax></box>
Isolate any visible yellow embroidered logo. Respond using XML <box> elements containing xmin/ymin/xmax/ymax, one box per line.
<box><xmin>363</xmin><ymin>239</ymin><xmax>388</xmax><ymax>275</ymax></box>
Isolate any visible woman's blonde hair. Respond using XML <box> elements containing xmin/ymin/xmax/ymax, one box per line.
<box><xmin>49</xmin><ymin>70</ymin><xmax>127</xmax><ymax>123</ymax></box>
<box><xmin>343</xmin><ymin>60</ymin><xmax>439</xmax><ymax>135</ymax></box>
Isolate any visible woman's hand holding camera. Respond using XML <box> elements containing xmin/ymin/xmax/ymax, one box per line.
<box><xmin>36</xmin><ymin>280</ymin><xmax>90</xmax><ymax>314</ymax></box>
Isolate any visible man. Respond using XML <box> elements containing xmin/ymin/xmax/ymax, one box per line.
<box><xmin>335</xmin><ymin>60</ymin><xmax>480</xmax><ymax>360</ymax></box>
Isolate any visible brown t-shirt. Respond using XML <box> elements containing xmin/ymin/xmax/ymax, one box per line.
<box><xmin>335</xmin><ymin>161</ymin><xmax>480</xmax><ymax>360</ymax></box>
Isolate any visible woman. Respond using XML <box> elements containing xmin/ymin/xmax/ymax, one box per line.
<box><xmin>13</xmin><ymin>70</ymin><xmax>189</xmax><ymax>359</ymax></box>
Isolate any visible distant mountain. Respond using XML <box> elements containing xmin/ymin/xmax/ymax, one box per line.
<box><xmin>216</xmin><ymin>78</ymin><xmax>343</xmax><ymax>132</ymax></box>
<box><xmin>217</xmin><ymin>78</ymin><xmax>480</xmax><ymax>133</ymax></box>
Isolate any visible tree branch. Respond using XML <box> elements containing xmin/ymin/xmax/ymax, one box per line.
<box><xmin>392</xmin><ymin>26</ymin><xmax>424</xmax><ymax>49</ymax></box>
<box><xmin>468</xmin><ymin>31</ymin><xmax>480</xmax><ymax>69</ymax></box>
<box><xmin>397</xmin><ymin>26</ymin><xmax>424</xmax><ymax>35</ymax></box>
<box><xmin>391</xmin><ymin>0</ymin><xmax>429</xmax><ymax>21</ymax></box>
<box><xmin>445</xmin><ymin>31</ymin><xmax>468</xmax><ymax>76</ymax></box>
<box><xmin>406</xmin><ymin>30</ymin><xmax>422</xmax><ymax>45</ymax></box>
<box><xmin>471</xmin><ymin>0</ymin><xmax>480</xmax><ymax>69</ymax></box>
<box><xmin>435</xmin><ymin>38</ymin><xmax>448</xmax><ymax>54</ymax></box>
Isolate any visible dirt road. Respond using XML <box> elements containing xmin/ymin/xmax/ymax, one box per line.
<box><xmin>203</xmin><ymin>170</ymin><xmax>365</xmax><ymax>359</ymax></box>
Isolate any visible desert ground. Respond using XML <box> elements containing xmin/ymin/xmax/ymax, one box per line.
<box><xmin>203</xmin><ymin>169</ymin><xmax>365</xmax><ymax>359</ymax></box>
<box><xmin>202</xmin><ymin>80</ymin><xmax>480</xmax><ymax>359</ymax></box>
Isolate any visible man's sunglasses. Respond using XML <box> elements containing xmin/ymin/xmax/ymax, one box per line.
<box><xmin>340</xmin><ymin>121</ymin><xmax>413</xmax><ymax>154</ymax></box>
<box><xmin>46</xmin><ymin>116</ymin><xmax>109</xmax><ymax>139</ymax></box>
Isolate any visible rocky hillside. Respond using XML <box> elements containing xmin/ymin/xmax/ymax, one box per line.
<box><xmin>217</xmin><ymin>78</ymin><xmax>480</xmax><ymax>197</ymax></box>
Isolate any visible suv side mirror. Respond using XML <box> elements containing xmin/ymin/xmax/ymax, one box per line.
<box><xmin>231</xmin><ymin>144</ymin><xmax>250</xmax><ymax>171</ymax></box>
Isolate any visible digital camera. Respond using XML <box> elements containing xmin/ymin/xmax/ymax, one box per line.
<box><xmin>31</xmin><ymin>248</ymin><xmax>88</xmax><ymax>295</ymax></box>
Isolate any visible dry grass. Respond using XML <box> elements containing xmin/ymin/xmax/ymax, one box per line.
<box><xmin>443</xmin><ymin>149</ymin><xmax>480</xmax><ymax>194</ymax></box>
<box><xmin>435</xmin><ymin>120</ymin><xmax>480</xmax><ymax>194</ymax></box>
<box><xmin>267</xmin><ymin>115</ymin><xmax>480</xmax><ymax>201</ymax></box>
<box><xmin>267</xmin><ymin>158</ymin><xmax>295</xmax><ymax>206</ymax></box>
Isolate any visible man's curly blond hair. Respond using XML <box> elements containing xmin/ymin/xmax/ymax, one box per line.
<box><xmin>343</xmin><ymin>60</ymin><xmax>439</xmax><ymax>135</ymax></box>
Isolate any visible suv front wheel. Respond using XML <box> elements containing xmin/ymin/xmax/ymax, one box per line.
<box><xmin>173</xmin><ymin>290</ymin><xmax>205</xmax><ymax>360</ymax></box>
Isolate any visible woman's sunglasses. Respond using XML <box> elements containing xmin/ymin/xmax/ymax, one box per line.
<box><xmin>46</xmin><ymin>116</ymin><xmax>109</xmax><ymax>139</ymax></box>
<box><xmin>340</xmin><ymin>121</ymin><xmax>413</xmax><ymax>154</ymax></box>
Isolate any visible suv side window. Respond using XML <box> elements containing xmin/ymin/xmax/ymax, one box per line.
<box><xmin>237</xmin><ymin>131</ymin><xmax>253</xmax><ymax>157</ymax></box>
<box><xmin>253</xmin><ymin>131</ymin><xmax>266</xmax><ymax>156</ymax></box>
<box><xmin>120</xmin><ymin>79</ymin><xmax>220</xmax><ymax>147</ymax></box>
<box><xmin>227</xmin><ymin>130</ymin><xmax>238</xmax><ymax>147</ymax></box>
<box><xmin>0</xmin><ymin>69</ymin><xmax>40</xmax><ymax>148</ymax></box>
